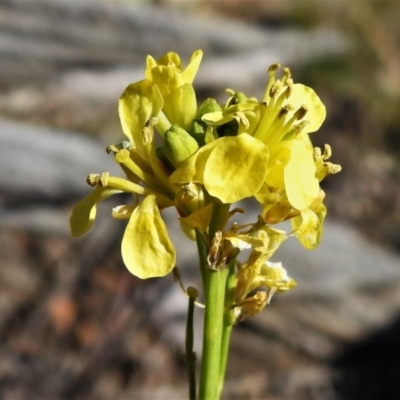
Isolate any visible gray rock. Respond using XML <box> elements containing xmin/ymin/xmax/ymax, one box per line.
<box><xmin>0</xmin><ymin>0</ymin><xmax>348</xmax><ymax>91</ymax></box>
<box><xmin>0</xmin><ymin>118</ymin><xmax>120</xmax><ymax>202</ymax></box>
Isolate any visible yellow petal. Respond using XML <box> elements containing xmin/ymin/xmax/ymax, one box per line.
<box><xmin>288</xmin><ymin>84</ymin><xmax>326</xmax><ymax>134</ymax></box>
<box><xmin>145</xmin><ymin>54</ymin><xmax>158</xmax><ymax>74</ymax></box>
<box><xmin>283</xmin><ymin>139</ymin><xmax>319</xmax><ymax>210</ymax></box>
<box><xmin>147</xmin><ymin>65</ymin><xmax>185</xmax><ymax>94</ymax></box>
<box><xmin>224</xmin><ymin>233</ymin><xmax>263</xmax><ymax>251</ymax></box>
<box><xmin>70</xmin><ymin>186</ymin><xmax>122</xmax><ymax>237</ymax></box>
<box><xmin>156</xmin><ymin>51</ymin><xmax>182</xmax><ymax>69</ymax></box>
<box><xmin>182</xmin><ymin>49</ymin><xmax>203</xmax><ymax>83</ymax></box>
<box><xmin>112</xmin><ymin>204</ymin><xmax>136</xmax><ymax>219</ymax></box>
<box><xmin>119</xmin><ymin>80</ymin><xmax>163</xmax><ymax>147</ymax></box>
<box><xmin>163</xmin><ymin>83</ymin><xmax>197</xmax><ymax>130</ymax></box>
<box><xmin>179</xmin><ymin>202</ymin><xmax>213</xmax><ymax>233</ymax></box>
<box><xmin>204</xmin><ymin>134</ymin><xmax>269</xmax><ymax>203</ymax></box>
<box><xmin>259</xmin><ymin>261</ymin><xmax>297</xmax><ymax>292</ymax></box>
<box><xmin>264</xmin><ymin>145</ymin><xmax>291</xmax><ymax>189</ymax></box>
<box><xmin>121</xmin><ymin>194</ymin><xmax>176</xmax><ymax>279</ymax></box>
<box><xmin>291</xmin><ymin>203</ymin><xmax>327</xmax><ymax>249</ymax></box>
<box><xmin>169</xmin><ymin>139</ymin><xmax>219</xmax><ymax>186</ymax></box>
<box><xmin>201</xmin><ymin>111</ymin><xmax>234</xmax><ymax>126</ymax></box>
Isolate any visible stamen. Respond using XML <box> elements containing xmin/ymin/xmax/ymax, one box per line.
<box><xmin>224</xmin><ymin>89</ymin><xmax>236</xmax><ymax>109</ymax></box>
<box><xmin>313</xmin><ymin>147</ymin><xmax>322</xmax><ymax>161</ymax></box>
<box><xmin>293</xmin><ymin>120</ymin><xmax>310</xmax><ymax>135</ymax></box>
<box><xmin>268</xmin><ymin>63</ymin><xmax>281</xmax><ymax>74</ymax></box>
<box><xmin>282</xmin><ymin>67</ymin><xmax>291</xmax><ymax>83</ymax></box>
<box><xmin>269</xmin><ymin>80</ymin><xmax>283</xmax><ymax>99</ymax></box>
<box><xmin>263</xmin><ymin>64</ymin><xmax>281</xmax><ymax>102</ymax></box>
<box><xmin>176</xmin><ymin>183</ymin><xmax>197</xmax><ymax>205</ymax></box>
<box><xmin>283</xmin><ymin>79</ymin><xmax>293</xmax><ymax>99</ymax></box>
<box><xmin>115</xmin><ymin>149</ymin><xmax>158</xmax><ymax>188</ymax></box>
<box><xmin>99</xmin><ymin>172</ymin><xmax>110</xmax><ymax>187</ymax></box>
<box><xmin>278</xmin><ymin>104</ymin><xmax>294</xmax><ymax>118</ymax></box>
<box><xmin>107</xmin><ymin>141</ymin><xmax>132</xmax><ymax>154</ymax></box>
<box><xmin>207</xmin><ymin>231</ymin><xmax>222</xmax><ymax>269</ymax></box>
<box><xmin>230</xmin><ymin>96</ymin><xmax>239</xmax><ymax>105</ymax></box>
<box><xmin>323</xmin><ymin>144</ymin><xmax>332</xmax><ymax>160</ymax></box>
<box><xmin>106</xmin><ymin>144</ymin><xmax>119</xmax><ymax>154</ymax></box>
<box><xmin>86</xmin><ymin>173</ymin><xmax>100</xmax><ymax>187</ymax></box>
<box><xmin>143</xmin><ymin>117</ymin><xmax>158</xmax><ymax>145</ymax></box>
<box><xmin>294</xmin><ymin>105</ymin><xmax>308</xmax><ymax>120</ymax></box>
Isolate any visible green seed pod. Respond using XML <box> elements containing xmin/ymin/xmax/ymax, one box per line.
<box><xmin>163</xmin><ymin>124</ymin><xmax>199</xmax><ymax>168</ymax></box>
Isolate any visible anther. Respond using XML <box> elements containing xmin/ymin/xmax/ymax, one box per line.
<box><xmin>99</xmin><ymin>172</ymin><xmax>109</xmax><ymax>187</ymax></box>
<box><xmin>323</xmin><ymin>144</ymin><xmax>332</xmax><ymax>160</ymax></box>
<box><xmin>278</xmin><ymin>104</ymin><xmax>294</xmax><ymax>118</ymax></box>
<box><xmin>269</xmin><ymin>80</ymin><xmax>283</xmax><ymax>99</ymax></box>
<box><xmin>282</xmin><ymin>67</ymin><xmax>291</xmax><ymax>82</ymax></box>
<box><xmin>268</xmin><ymin>63</ymin><xmax>281</xmax><ymax>74</ymax></box>
<box><xmin>143</xmin><ymin>117</ymin><xmax>158</xmax><ymax>145</ymax></box>
<box><xmin>86</xmin><ymin>174</ymin><xmax>100</xmax><ymax>187</ymax></box>
<box><xmin>293</xmin><ymin>120</ymin><xmax>310</xmax><ymax>135</ymax></box>
<box><xmin>294</xmin><ymin>105</ymin><xmax>308</xmax><ymax>120</ymax></box>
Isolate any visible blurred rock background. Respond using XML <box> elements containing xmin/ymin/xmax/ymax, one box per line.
<box><xmin>1</xmin><ymin>0</ymin><xmax>400</xmax><ymax>399</ymax></box>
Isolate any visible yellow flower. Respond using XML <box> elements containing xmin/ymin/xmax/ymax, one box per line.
<box><xmin>201</xmin><ymin>89</ymin><xmax>260</xmax><ymax>136</ymax></box>
<box><xmin>71</xmin><ymin>78</ymin><xmax>182</xmax><ymax>279</ymax></box>
<box><xmin>145</xmin><ymin>50</ymin><xmax>203</xmax><ymax>131</ymax></box>
<box><xmin>170</xmin><ymin>132</ymin><xmax>270</xmax><ymax>204</ymax></box>
<box><xmin>170</xmin><ymin>64</ymin><xmax>327</xmax><ymax>212</ymax></box>
<box><xmin>70</xmin><ymin>49</ymin><xmax>340</xmax><ymax>282</ymax></box>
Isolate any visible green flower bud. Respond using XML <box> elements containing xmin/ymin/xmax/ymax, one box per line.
<box><xmin>163</xmin><ymin>124</ymin><xmax>199</xmax><ymax>168</ymax></box>
<box><xmin>233</xmin><ymin>91</ymin><xmax>248</xmax><ymax>104</ymax></box>
<box><xmin>186</xmin><ymin>98</ymin><xmax>222</xmax><ymax>146</ymax></box>
<box><xmin>156</xmin><ymin>146</ymin><xmax>175</xmax><ymax>171</ymax></box>
<box><xmin>196</xmin><ymin>98</ymin><xmax>222</xmax><ymax>119</ymax></box>
<box><xmin>189</xmin><ymin>119</ymin><xmax>206</xmax><ymax>146</ymax></box>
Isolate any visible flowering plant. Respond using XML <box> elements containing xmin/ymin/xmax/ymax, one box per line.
<box><xmin>70</xmin><ymin>49</ymin><xmax>340</xmax><ymax>399</ymax></box>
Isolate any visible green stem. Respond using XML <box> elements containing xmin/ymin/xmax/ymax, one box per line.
<box><xmin>198</xmin><ymin>267</ymin><xmax>229</xmax><ymax>400</ymax></box>
<box><xmin>217</xmin><ymin>260</ymin><xmax>236</xmax><ymax>398</ymax></box>
<box><xmin>197</xmin><ymin>201</ymin><xmax>231</xmax><ymax>400</ymax></box>
<box><xmin>185</xmin><ymin>287</ymin><xmax>198</xmax><ymax>400</ymax></box>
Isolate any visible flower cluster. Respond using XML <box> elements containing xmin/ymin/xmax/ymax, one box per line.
<box><xmin>70</xmin><ymin>50</ymin><xmax>340</xmax><ymax>319</ymax></box>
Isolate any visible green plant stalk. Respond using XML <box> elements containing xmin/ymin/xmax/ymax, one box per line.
<box><xmin>198</xmin><ymin>267</ymin><xmax>229</xmax><ymax>400</ymax></box>
<box><xmin>185</xmin><ymin>289</ymin><xmax>197</xmax><ymax>400</ymax></box>
<box><xmin>198</xmin><ymin>201</ymin><xmax>231</xmax><ymax>400</ymax></box>
<box><xmin>217</xmin><ymin>260</ymin><xmax>236</xmax><ymax>398</ymax></box>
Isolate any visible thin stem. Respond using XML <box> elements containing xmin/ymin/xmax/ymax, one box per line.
<box><xmin>185</xmin><ymin>287</ymin><xmax>198</xmax><ymax>400</ymax></box>
<box><xmin>197</xmin><ymin>201</ymin><xmax>231</xmax><ymax>400</ymax></box>
<box><xmin>217</xmin><ymin>259</ymin><xmax>236</xmax><ymax>398</ymax></box>
<box><xmin>198</xmin><ymin>267</ymin><xmax>229</xmax><ymax>400</ymax></box>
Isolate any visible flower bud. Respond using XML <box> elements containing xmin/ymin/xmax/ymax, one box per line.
<box><xmin>188</xmin><ymin>99</ymin><xmax>222</xmax><ymax>145</ymax></box>
<box><xmin>228</xmin><ymin>91</ymin><xmax>247</xmax><ymax>106</ymax></box>
<box><xmin>155</xmin><ymin>146</ymin><xmax>174</xmax><ymax>171</ymax></box>
<box><xmin>196</xmin><ymin>98</ymin><xmax>222</xmax><ymax>119</ymax></box>
<box><xmin>189</xmin><ymin>119</ymin><xmax>206</xmax><ymax>145</ymax></box>
<box><xmin>163</xmin><ymin>124</ymin><xmax>199</xmax><ymax>168</ymax></box>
